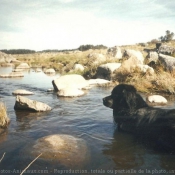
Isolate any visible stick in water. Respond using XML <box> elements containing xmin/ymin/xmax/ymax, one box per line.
<box><xmin>0</xmin><ymin>152</ymin><xmax>6</xmax><ymax>163</ymax></box>
<box><xmin>20</xmin><ymin>153</ymin><xmax>42</xmax><ymax>175</ymax></box>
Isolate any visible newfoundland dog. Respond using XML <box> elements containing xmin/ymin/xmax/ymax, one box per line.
<box><xmin>103</xmin><ymin>84</ymin><xmax>175</xmax><ymax>152</ymax></box>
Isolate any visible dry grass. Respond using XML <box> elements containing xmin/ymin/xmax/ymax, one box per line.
<box><xmin>0</xmin><ymin>102</ymin><xmax>10</xmax><ymax>128</ymax></box>
<box><xmin>114</xmin><ymin>68</ymin><xmax>175</xmax><ymax>94</ymax></box>
<box><xmin>13</xmin><ymin>41</ymin><xmax>175</xmax><ymax>94</ymax></box>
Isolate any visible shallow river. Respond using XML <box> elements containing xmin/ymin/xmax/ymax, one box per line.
<box><xmin>0</xmin><ymin>67</ymin><xmax>175</xmax><ymax>175</ymax></box>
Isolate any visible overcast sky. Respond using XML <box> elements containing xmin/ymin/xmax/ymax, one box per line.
<box><xmin>0</xmin><ymin>0</ymin><xmax>175</xmax><ymax>51</ymax></box>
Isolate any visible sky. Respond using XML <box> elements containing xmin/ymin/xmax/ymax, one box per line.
<box><xmin>0</xmin><ymin>0</ymin><xmax>175</xmax><ymax>51</ymax></box>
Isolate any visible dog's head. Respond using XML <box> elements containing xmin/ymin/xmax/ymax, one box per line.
<box><xmin>103</xmin><ymin>84</ymin><xmax>148</xmax><ymax>113</ymax></box>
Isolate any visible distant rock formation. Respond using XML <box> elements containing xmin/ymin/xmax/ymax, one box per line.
<box><xmin>0</xmin><ymin>51</ymin><xmax>19</xmax><ymax>63</ymax></box>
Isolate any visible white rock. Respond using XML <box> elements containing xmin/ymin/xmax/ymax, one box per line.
<box><xmin>147</xmin><ymin>95</ymin><xmax>167</xmax><ymax>104</ymax></box>
<box><xmin>133</xmin><ymin>64</ymin><xmax>154</xmax><ymax>74</ymax></box>
<box><xmin>99</xmin><ymin>63</ymin><xmax>121</xmax><ymax>72</ymax></box>
<box><xmin>73</xmin><ymin>64</ymin><xmax>84</xmax><ymax>71</ymax></box>
<box><xmin>12</xmin><ymin>89</ymin><xmax>34</xmax><ymax>95</ymax></box>
<box><xmin>36</xmin><ymin>68</ymin><xmax>42</xmax><ymax>72</ymax></box>
<box><xmin>88</xmin><ymin>79</ymin><xmax>111</xmax><ymax>86</ymax></box>
<box><xmin>52</xmin><ymin>74</ymin><xmax>89</xmax><ymax>91</ymax></box>
<box><xmin>44</xmin><ymin>68</ymin><xmax>55</xmax><ymax>74</ymax></box>
<box><xmin>47</xmin><ymin>88</ymin><xmax>54</xmax><ymax>92</ymax></box>
<box><xmin>107</xmin><ymin>46</ymin><xmax>123</xmax><ymax>59</ymax></box>
<box><xmin>124</xmin><ymin>49</ymin><xmax>144</xmax><ymax>64</ymax></box>
<box><xmin>57</xmin><ymin>87</ymin><xmax>84</xmax><ymax>97</ymax></box>
<box><xmin>96</xmin><ymin>63</ymin><xmax>121</xmax><ymax>80</ymax></box>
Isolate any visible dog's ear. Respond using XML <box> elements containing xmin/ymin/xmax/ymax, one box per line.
<box><xmin>123</xmin><ymin>89</ymin><xmax>148</xmax><ymax>112</ymax></box>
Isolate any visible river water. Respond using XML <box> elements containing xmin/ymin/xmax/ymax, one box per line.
<box><xmin>0</xmin><ymin>67</ymin><xmax>175</xmax><ymax>175</ymax></box>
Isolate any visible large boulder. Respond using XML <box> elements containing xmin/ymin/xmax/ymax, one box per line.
<box><xmin>159</xmin><ymin>54</ymin><xmax>175</xmax><ymax>72</ymax></box>
<box><xmin>52</xmin><ymin>74</ymin><xmax>89</xmax><ymax>91</ymax></box>
<box><xmin>96</xmin><ymin>63</ymin><xmax>121</xmax><ymax>80</ymax></box>
<box><xmin>12</xmin><ymin>89</ymin><xmax>34</xmax><ymax>95</ymax></box>
<box><xmin>117</xmin><ymin>56</ymin><xmax>141</xmax><ymax>72</ymax></box>
<box><xmin>123</xmin><ymin>49</ymin><xmax>144</xmax><ymax>64</ymax></box>
<box><xmin>32</xmin><ymin>134</ymin><xmax>88</xmax><ymax>168</ymax></box>
<box><xmin>158</xmin><ymin>44</ymin><xmax>175</xmax><ymax>55</ymax></box>
<box><xmin>107</xmin><ymin>46</ymin><xmax>123</xmax><ymax>59</ymax></box>
<box><xmin>0</xmin><ymin>72</ymin><xmax>24</xmax><ymax>78</ymax></box>
<box><xmin>14</xmin><ymin>96</ymin><xmax>51</xmax><ymax>112</ymax></box>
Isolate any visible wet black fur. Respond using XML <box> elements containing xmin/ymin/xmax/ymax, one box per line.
<box><xmin>103</xmin><ymin>84</ymin><xmax>175</xmax><ymax>152</ymax></box>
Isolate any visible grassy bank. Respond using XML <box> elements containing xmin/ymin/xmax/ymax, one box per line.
<box><xmin>13</xmin><ymin>41</ymin><xmax>175</xmax><ymax>94</ymax></box>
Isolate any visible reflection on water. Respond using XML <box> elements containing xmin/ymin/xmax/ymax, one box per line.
<box><xmin>103</xmin><ymin>131</ymin><xmax>145</xmax><ymax>170</ymax></box>
<box><xmin>0</xmin><ymin>67</ymin><xmax>175</xmax><ymax>175</ymax></box>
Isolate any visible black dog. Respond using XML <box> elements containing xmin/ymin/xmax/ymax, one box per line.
<box><xmin>103</xmin><ymin>84</ymin><xmax>175</xmax><ymax>152</ymax></box>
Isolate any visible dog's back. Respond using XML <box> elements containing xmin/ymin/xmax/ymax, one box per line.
<box><xmin>103</xmin><ymin>84</ymin><xmax>175</xmax><ymax>152</ymax></box>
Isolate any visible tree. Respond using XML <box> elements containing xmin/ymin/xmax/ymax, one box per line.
<box><xmin>159</xmin><ymin>30</ymin><xmax>174</xmax><ymax>42</ymax></box>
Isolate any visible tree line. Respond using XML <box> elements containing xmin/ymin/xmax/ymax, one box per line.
<box><xmin>0</xmin><ymin>44</ymin><xmax>107</xmax><ymax>54</ymax></box>
<box><xmin>78</xmin><ymin>44</ymin><xmax>107</xmax><ymax>51</ymax></box>
<box><xmin>159</xmin><ymin>30</ymin><xmax>174</xmax><ymax>42</ymax></box>
<box><xmin>0</xmin><ymin>49</ymin><xmax>36</xmax><ymax>54</ymax></box>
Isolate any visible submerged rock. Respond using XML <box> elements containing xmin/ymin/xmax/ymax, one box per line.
<box><xmin>44</xmin><ymin>68</ymin><xmax>55</xmax><ymax>74</ymax></box>
<box><xmin>88</xmin><ymin>79</ymin><xmax>111</xmax><ymax>86</ymax></box>
<box><xmin>32</xmin><ymin>134</ymin><xmax>89</xmax><ymax>168</ymax></box>
<box><xmin>0</xmin><ymin>72</ymin><xmax>24</xmax><ymax>78</ymax></box>
<box><xmin>14</xmin><ymin>96</ymin><xmax>51</xmax><ymax>112</ymax></box>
